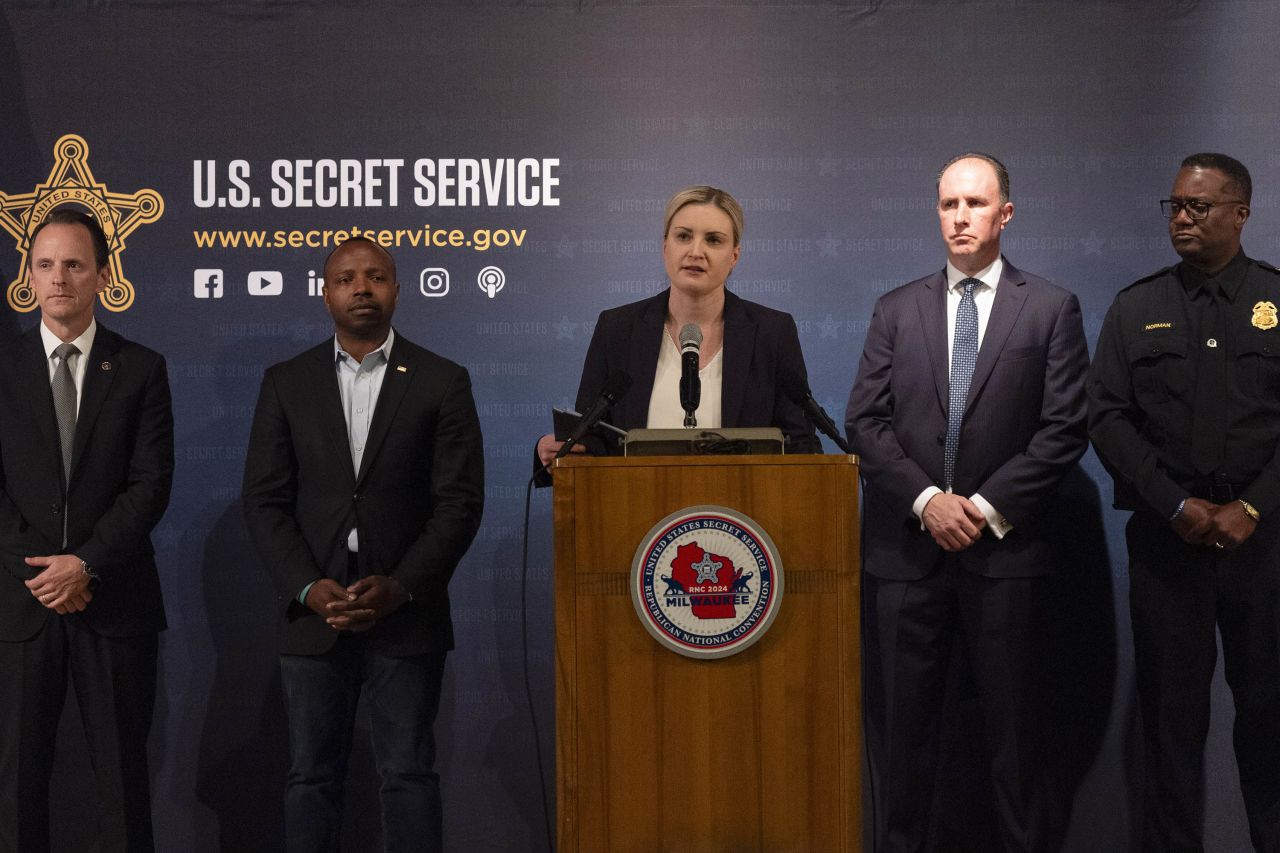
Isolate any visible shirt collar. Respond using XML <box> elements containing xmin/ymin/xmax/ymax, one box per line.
<box><xmin>40</xmin><ymin>317</ymin><xmax>97</xmax><ymax>361</ymax></box>
<box><xmin>946</xmin><ymin>256</ymin><xmax>1003</xmax><ymax>293</ymax></box>
<box><xmin>1178</xmin><ymin>251</ymin><xmax>1250</xmax><ymax>302</ymax></box>
<box><xmin>334</xmin><ymin>327</ymin><xmax>395</xmax><ymax>366</ymax></box>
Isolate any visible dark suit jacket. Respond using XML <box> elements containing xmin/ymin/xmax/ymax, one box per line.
<box><xmin>0</xmin><ymin>323</ymin><xmax>173</xmax><ymax>641</ymax></box>
<box><xmin>242</xmin><ymin>331</ymin><xmax>484</xmax><ymax>656</ymax></box>
<box><xmin>574</xmin><ymin>288</ymin><xmax>820</xmax><ymax>452</ymax></box>
<box><xmin>845</xmin><ymin>259</ymin><xmax>1089</xmax><ymax>580</ymax></box>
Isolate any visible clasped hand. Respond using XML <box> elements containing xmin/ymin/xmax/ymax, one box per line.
<box><xmin>24</xmin><ymin>554</ymin><xmax>92</xmax><ymax>614</ymax></box>
<box><xmin>305</xmin><ymin>576</ymin><xmax>411</xmax><ymax>632</ymax></box>
<box><xmin>1173</xmin><ymin>497</ymin><xmax>1257</xmax><ymax>550</ymax></box>
<box><xmin>922</xmin><ymin>492</ymin><xmax>987</xmax><ymax>552</ymax></box>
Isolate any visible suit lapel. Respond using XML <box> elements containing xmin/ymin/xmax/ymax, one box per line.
<box><xmin>356</xmin><ymin>337</ymin><xmax>414</xmax><ymax>485</ymax></box>
<box><xmin>71</xmin><ymin>326</ymin><xmax>120</xmax><ymax>483</ymax></box>
<box><xmin>18</xmin><ymin>328</ymin><xmax>62</xmax><ymax>477</ymax></box>
<box><xmin>309</xmin><ymin>342</ymin><xmax>355</xmax><ymax>481</ymax></box>
<box><xmin>915</xmin><ymin>270</ymin><xmax>950</xmax><ymax>414</ymax></box>
<box><xmin>621</xmin><ymin>293</ymin><xmax>666</xmax><ymax>427</ymax></box>
<box><xmin>965</xmin><ymin>259</ymin><xmax>1027</xmax><ymax>411</ymax></box>
<box><xmin>720</xmin><ymin>291</ymin><xmax>755</xmax><ymax>428</ymax></box>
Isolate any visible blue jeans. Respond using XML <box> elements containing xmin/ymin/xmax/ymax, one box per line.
<box><xmin>279</xmin><ymin>637</ymin><xmax>447</xmax><ymax>853</ymax></box>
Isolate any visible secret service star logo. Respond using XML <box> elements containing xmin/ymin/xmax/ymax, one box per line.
<box><xmin>0</xmin><ymin>133</ymin><xmax>164</xmax><ymax>313</ymax></box>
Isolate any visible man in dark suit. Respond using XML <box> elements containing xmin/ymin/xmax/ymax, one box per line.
<box><xmin>846</xmin><ymin>154</ymin><xmax>1089</xmax><ymax>852</ymax></box>
<box><xmin>243</xmin><ymin>236</ymin><xmax>484</xmax><ymax>853</ymax></box>
<box><xmin>0</xmin><ymin>209</ymin><xmax>173</xmax><ymax>852</ymax></box>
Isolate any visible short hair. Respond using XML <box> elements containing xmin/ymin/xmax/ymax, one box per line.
<box><xmin>322</xmin><ymin>235</ymin><xmax>397</xmax><ymax>281</ymax></box>
<box><xmin>1181</xmin><ymin>152</ymin><xmax>1252</xmax><ymax>203</ymax></box>
<box><xmin>936</xmin><ymin>152</ymin><xmax>1011</xmax><ymax>204</ymax></box>
<box><xmin>30</xmin><ymin>208</ymin><xmax>110</xmax><ymax>270</ymax></box>
<box><xmin>662</xmin><ymin>186</ymin><xmax>745</xmax><ymax>247</ymax></box>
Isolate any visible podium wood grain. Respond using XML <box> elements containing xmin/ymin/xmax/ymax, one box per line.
<box><xmin>553</xmin><ymin>455</ymin><xmax>862</xmax><ymax>853</ymax></box>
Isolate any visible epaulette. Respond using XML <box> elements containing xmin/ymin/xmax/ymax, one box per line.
<box><xmin>1118</xmin><ymin>265</ymin><xmax>1175</xmax><ymax>293</ymax></box>
<box><xmin>1251</xmin><ymin>258</ymin><xmax>1280</xmax><ymax>275</ymax></box>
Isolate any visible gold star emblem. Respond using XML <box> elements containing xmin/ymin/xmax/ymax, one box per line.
<box><xmin>0</xmin><ymin>133</ymin><xmax>164</xmax><ymax>313</ymax></box>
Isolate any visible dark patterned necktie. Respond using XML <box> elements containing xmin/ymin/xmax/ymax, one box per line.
<box><xmin>944</xmin><ymin>278</ymin><xmax>980</xmax><ymax>490</ymax></box>
<box><xmin>52</xmin><ymin>342</ymin><xmax>79</xmax><ymax>484</ymax></box>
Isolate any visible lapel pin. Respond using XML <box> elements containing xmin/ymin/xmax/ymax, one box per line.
<box><xmin>396</xmin><ymin>365</ymin><xmax>408</xmax><ymax>373</ymax></box>
<box><xmin>101</xmin><ymin>362</ymin><xmax>112</xmax><ymax>371</ymax></box>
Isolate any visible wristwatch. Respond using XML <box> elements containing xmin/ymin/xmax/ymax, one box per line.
<box><xmin>1240</xmin><ymin>500</ymin><xmax>1262</xmax><ymax>523</ymax></box>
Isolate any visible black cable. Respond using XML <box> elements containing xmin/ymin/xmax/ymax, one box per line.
<box><xmin>858</xmin><ymin>473</ymin><xmax>878</xmax><ymax>852</ymax></box>
<box><xmin>522</xmin><ymin>471</ymin><xmax>555</xmax><ymax>853</ymax></box>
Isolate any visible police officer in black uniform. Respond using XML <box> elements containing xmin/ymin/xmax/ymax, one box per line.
<box><xmin>1089</xmin><ymin>152</ymin><xmax>1280</xmax><ymax>853</ymax></box>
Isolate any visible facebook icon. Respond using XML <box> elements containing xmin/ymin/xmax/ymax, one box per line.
<box><xmin>194</xmin><ymin>268</ymin><xmax>224</xmax><ymax>299</ymax></box>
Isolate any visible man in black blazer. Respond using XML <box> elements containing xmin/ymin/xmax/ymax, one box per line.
<box><xmin>243</xmin><ymin>237</ymin><xmax>483</xmax><ymax>853</ymax></box>
<box><xmin>846</xmin><ymin>154</ymin><xmax>1089</xmax><ymax>852</ymax></box>
<box><xmin>0</xmin><ymin>210</ymin><xmax>173</xmax><ymax>852</ymax></box>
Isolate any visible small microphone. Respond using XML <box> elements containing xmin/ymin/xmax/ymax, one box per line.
<box><xmin>679</xmin><ymin>324</ymin><xmax>702</xmax><ymax>428</ymax></box>
<box><xmin>780</xmin><ymin>370</ymin><xmax>850</xmax><ymax>454</ymax></box>
<box><xmin>555</xmin><ymin>371</ymin><xmax>632</xmax><ymax>459</ymax></box>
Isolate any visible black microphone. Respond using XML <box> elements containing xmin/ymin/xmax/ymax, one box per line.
<box><xmin>555</xmin><ymin>371</ymin><xmax>632</xmax><ymax>459</ymax></box>
<box><xmin>780</xmin><ymin>370</ymin><xmax>851</xmax><ymax>454</ymax></box>
<box><xmin>679</xmin><ymin>323</ymin><xmax>702</xmax><ymax>428</ymax></box>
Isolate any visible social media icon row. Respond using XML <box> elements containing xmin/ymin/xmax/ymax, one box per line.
<box><xmin>194</xmin><ymin>266</ymin><xmax>506</xmax><ymax>299</ymax></box>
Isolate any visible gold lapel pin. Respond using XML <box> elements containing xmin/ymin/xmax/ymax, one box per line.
<box><xmin>396</xmin><ymin>365</ymin><xmax>408</xmax><ymax>373</ymax></box>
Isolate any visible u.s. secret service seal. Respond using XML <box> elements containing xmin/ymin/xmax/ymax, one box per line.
<box><xmin>630</xmin><ymin>505</ymin><xmax>783</xmax><ymax>659</ymax></box>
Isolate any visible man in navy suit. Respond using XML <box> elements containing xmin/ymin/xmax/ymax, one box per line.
<box><xmin>243</xmin><ymin>237</ymin><xmax>484</xmax><ymax>852</ymax></box>
<box><xmin>0</xmin><ymin>209</ymin><xmax>173</xmax><ymax>852</ymax></box>
<box><xmin>846</xmin><ymin>154</ymin><xmax>1089</xmax><ymax>852</ymax></box>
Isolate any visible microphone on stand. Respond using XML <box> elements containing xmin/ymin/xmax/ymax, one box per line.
<box><xmin>780</xmin><ymin>369</ymin><xmax>851</xmax><ymax>454</ymax></box>
<box><xmin>679</xmin><ymin>324</ymin><xmax>702</xmax><ymax>428</ymax></box>
<box><xmin>555</xmin><ymin>371</ymin><xmax>632</xmax><ymax>459</ymax></box>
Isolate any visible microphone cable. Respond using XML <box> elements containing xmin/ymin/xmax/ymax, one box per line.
<box><xmin>522</xmin><ymin>469</ymin><xmax>555</xmax><ymax>853</ymax></box>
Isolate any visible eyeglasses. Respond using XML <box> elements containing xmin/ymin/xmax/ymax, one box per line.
<box><xmin>1159</xmin><ymin>198</ymin><xmax>1245</xmax><ymax>221</ymax></box>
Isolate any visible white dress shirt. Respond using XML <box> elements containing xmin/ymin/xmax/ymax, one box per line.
<box><xmin>335</xmin><ymin>328</ymin><xmax>395</xmax><ymax>552</ymax></box>
<box><xmin>912</xmin><ymin>258</ymin><xmax>1013</xmax><ymax>539</ymax></box>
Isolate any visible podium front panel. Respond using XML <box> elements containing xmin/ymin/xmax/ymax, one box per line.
<box><xmin>553</xmin><ymin>455</ymin><xmax>861</xmax><ymax>853</ymax></box>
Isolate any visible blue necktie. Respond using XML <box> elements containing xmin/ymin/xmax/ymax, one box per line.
<box><xmin>944</xmin><ymin>278</ymin><xmax>980</xmax><ymax>490</ymax></box>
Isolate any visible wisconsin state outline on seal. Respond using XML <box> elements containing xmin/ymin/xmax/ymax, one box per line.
<box><xmin>630</xmin><ymin>505</ymin><xmax>784</xmax><ymax>659</ymax></box>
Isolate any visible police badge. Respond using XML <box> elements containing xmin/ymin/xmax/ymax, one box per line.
<box><xmin>1252</xmin><ymin>301</ymin><xmax>1278</xmax><ymax>330</ymax></box>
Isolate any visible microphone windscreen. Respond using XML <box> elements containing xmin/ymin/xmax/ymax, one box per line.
<box><xmin>679</xmin><ymin>323</ymin><xmax>703</xmax><ymax>353</ymax></box>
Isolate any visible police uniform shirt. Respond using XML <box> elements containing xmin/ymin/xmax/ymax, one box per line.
<box><xmin>1088</xmin><ymin>251</ymin><xmax>1280</xmax><ymax>518</ymax></box>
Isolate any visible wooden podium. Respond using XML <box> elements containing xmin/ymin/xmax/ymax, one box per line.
<box><xmin>552</xmin><ymin>454</ymin><xmax>862</xmax><ymax>852</ymax></box>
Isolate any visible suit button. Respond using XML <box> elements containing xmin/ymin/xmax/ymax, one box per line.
<box><xmin>352</xmin><ymin>493</ymin><xmax>360</xmax><ymax>502</ymax></box>
<box><xmin>51</xmin><ymin>503</ymin><xmax>61</xmax><ymax>515</ymax></box>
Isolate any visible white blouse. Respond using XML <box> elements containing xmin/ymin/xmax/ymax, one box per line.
<box><xmin>645</xmin><ymin>328</ymin><xmax>723</xmax><ymax>428</ymax></box>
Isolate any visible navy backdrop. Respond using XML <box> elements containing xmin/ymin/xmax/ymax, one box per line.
<box><xmin>2</xmin><ymin>2</ymin><xmax>1278</xmax><ymax>850</ymax></box>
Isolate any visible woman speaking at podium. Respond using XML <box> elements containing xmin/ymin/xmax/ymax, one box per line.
<box><xmin>536</xmin><ymin>185</ymin><xmax>819</xmax><ymax>470</ymax></box>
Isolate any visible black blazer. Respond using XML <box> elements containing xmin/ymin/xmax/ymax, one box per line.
<box><xmin>573</xmin><ymin>289</ymin><xmax>819</xmax><ymax>452</ymax></box>
<box><xmin>0</xmin><ymin>324</ymin><xmax>173</xmax><ymax>641</ymax></box>
<box><xmin>846</xmin><ymin>259</ymin><xmax>1090</xmax><ymax>580</ymax></box>
<box><xmin>242</xmin><ymin>332</ymin><xmax>484</xmax><ymax>656</ymax></box>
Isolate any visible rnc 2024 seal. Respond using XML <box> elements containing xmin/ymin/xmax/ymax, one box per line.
<box><xmin>631</xmin><ymin>505</ymin><xmax>783</xmax><ymax>659</ymax></box>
